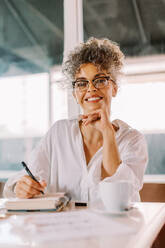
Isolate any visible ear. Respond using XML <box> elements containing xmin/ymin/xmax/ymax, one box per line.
<box><xmin>112</xmin><ymin>82</ymin><xmax>118</xmax><ymax>97</ymax></box>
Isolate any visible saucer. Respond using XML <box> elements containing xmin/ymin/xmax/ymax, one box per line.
<box><xmin>91</xmin><ymin>206</ymin><xmax>135</xmax><ymax>216</ymax></box>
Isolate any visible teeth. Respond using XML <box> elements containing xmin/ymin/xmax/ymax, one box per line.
<box><xmin>87</xmin><ymin>97</ymin><xmax>101</xmax><ymax>102</ymax></box>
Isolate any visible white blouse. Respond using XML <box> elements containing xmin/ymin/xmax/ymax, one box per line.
<box><xmin>3</xmin><ymin>118</ymin><xmax>148</xmax><ymax>202</ymax></box>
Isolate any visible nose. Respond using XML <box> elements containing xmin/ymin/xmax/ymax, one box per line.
<box><xmin>87</xmin><ymin>81</ymin><xmax>97</xmax><ymax>92</ymax></box>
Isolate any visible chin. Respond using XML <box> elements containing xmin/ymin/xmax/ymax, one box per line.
<box><xmin>86</xmin><ymin>105</ymin><xmax>102</xmax><ymax>112</ymax></box>
<box><xmin>81</xmin><ymin>101</ymin><xmax>106</xmax><ymax>113</ymax></box>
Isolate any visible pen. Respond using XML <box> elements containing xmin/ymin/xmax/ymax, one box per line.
<box><xmin>75</xmin><ymin>202</ymin><xmax>87</xmax><ymax>207</ymax></box>
<box><xmin>21</xmin><ymin>161</ymin><xmax>44</xmax><ymax>195</ymax></box>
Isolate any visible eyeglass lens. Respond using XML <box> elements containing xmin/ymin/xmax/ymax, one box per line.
<box><xmin>74</xmin><ymin>77</ymin><xmax>109</xmax><ymax>91</ymax></box>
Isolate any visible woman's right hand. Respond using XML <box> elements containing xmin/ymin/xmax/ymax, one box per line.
<box><xmin>14</xmin><ymin>175</ymin><xmax>47</xmax><ymax>198</ymax></box>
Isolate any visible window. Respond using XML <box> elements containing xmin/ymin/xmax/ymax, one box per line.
<box><xmin>83</xmin><ymin>0</ymin><xmax>165</xmax><ymax>56</ymax></box>
<box><xmin>111</xmin><ymin>56</ymin><xmax>165</xmax><ymax>174</ymax></box>
<box><xmin>112</xmin><ymin>79</ymin><xmax>165</xmax><ymax>133</ymax></box>
<box><xmin>0</xmin><ymin>0</ymin><xmax>64</xmax><ymax>76</ymax></box>
<box><xmin>0</xmin><ymin>73</ymin><xmax>49</xmax><ymax>172</ymax></box>
<box><xmin>0</xmin><ymin>0</ymin><xmax>64</xmax><ymax>178</ymax></box>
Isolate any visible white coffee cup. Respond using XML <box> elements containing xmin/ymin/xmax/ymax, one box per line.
<box><xmin>99</xmin><ymin>180</ymin><xmax>132</xmax><ymax>212</ymax></box>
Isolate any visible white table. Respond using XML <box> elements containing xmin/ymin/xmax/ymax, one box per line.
<box><xmin>0</xmin><ymin>202</ymin><xmax>165</xmax><ymax>248</ymax></box>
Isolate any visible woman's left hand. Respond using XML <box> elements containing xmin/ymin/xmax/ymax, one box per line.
<box><xmin>80</xmin><ymin>109</ymin><xmax>114</xmax><ymax>134</ymax></box>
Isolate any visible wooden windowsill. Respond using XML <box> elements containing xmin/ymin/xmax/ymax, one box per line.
<box><xmin>144</xmin><ymin>174</ymin><xmax>165</xmax><ymax>184</ymax></box>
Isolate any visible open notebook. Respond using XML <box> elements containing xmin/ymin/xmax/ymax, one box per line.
<box><xmin>3</xmin><ymin>193</ymin><xmax>71</xmax><ymax>212</ymax></box>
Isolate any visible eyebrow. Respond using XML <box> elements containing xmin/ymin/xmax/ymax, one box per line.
<box><xmin>75</xmin><ymin>73</ymin><xmax>106</xmax><ymax>81</ymax></box>
<box><xmin>94</xmin><ymin>73</ymin><xmax>106</xmax><ymax>78</ymax></box>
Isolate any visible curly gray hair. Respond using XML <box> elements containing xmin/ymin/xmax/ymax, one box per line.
<box><xmin>62</xmin><ymin>37</ymin><xmax>124</xmax><ymax>87</ymax></box>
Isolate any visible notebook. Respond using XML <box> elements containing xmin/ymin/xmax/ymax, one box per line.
<box><xmin>4</xmin><ymin>193</ymin><xmax>71</xmax><ymax>212</ymax></box>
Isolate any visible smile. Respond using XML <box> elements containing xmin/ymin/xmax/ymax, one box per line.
<box><xmin>85</xmin><ymin>97</ymin><xmax>103</xmax><ymax>102</ymax></box>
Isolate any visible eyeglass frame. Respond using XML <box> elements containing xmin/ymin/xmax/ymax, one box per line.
<box><xmin>72</xmin><ymin>75</ymin><xmax>115</xmax><ymax>91</ymax></box>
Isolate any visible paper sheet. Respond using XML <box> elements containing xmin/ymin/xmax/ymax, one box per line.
<box><xmin>0</xmin><ymin>208</ymin><xmax>143</xmax><ymax>247</ymax></box>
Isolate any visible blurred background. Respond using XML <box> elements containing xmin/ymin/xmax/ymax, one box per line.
<box><xmin>0</xmin><ymin>0</ymin><xmax>165</xmax><ymax>184</ymax></box>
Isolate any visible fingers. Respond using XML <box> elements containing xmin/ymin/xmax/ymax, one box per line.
<box><xmin>82</xmin><ymin>113</ymin><xmax>101</xmax><ymax>126</ymax></box>
<box><xmin>15</xmin><ymin>186</ymin><xmax>34</xmax><ymax>199</ymax></box>
<box><xmin>23</xmin><ymin>176</ymin><xmax>45</xmax><ymax>191</ymax></box>
<box><xmin>39</xmin><ymin>180</ymin><xmax>47</xmax><ymax>188</ymax></box>
<box><xmin>15</xmin><ymin>175</ymin><xmax>46</xmax><ymax>199</ymax></box>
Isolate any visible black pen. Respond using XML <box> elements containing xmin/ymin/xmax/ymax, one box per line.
<box><xmin>21</xmin><ymin>161</ymin><xmax>44</xmax><ymax>195</ymax></box>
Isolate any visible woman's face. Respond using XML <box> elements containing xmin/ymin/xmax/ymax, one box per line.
<box><xmin>73</xmin><ymin>63</ymin><xmax>117</xmax><ymax>115</ymax></box>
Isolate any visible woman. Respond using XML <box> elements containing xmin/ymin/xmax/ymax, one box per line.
<box><xmin>3</xmin><ymin>38</ymin><xmax>148</xmax><ymax>202</ymax></box>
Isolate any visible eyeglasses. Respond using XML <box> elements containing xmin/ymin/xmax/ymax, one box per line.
<box><xmin>72</xmin><ymin>76</ymin><xmax>114</xmax><ymax>92</ymax></box>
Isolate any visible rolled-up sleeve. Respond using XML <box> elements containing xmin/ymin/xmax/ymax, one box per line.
<box><xmin>3</xmin><ymin>133</ymin><xmax>51</xmax><ymax>198</ymax></box>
